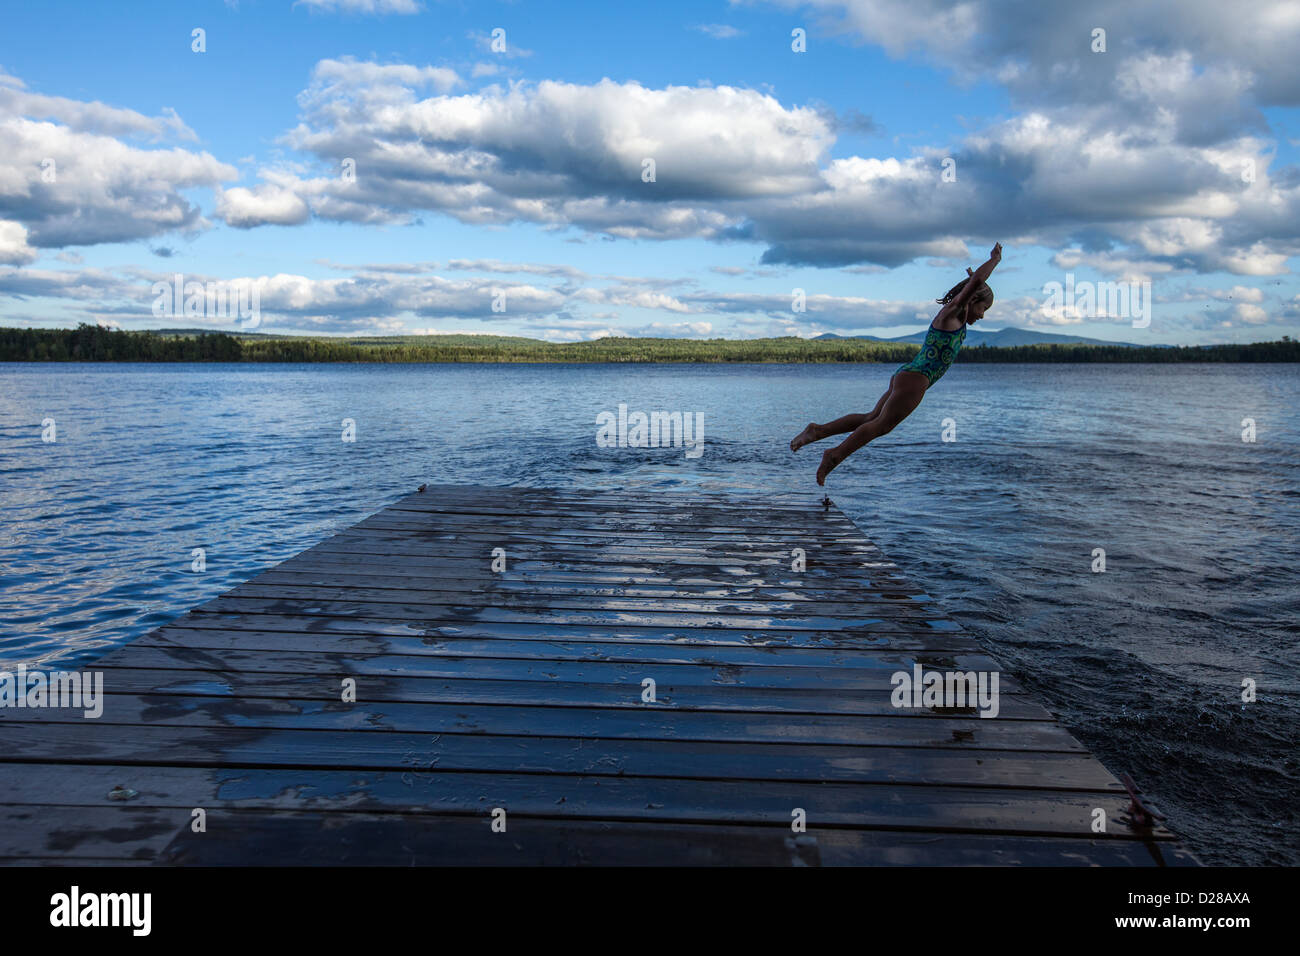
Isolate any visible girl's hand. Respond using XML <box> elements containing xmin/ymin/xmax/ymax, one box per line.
<box><xmin>990</xmin><ymin>242</ymin><xmax>1003</xmax><ymax>262</ymax></box>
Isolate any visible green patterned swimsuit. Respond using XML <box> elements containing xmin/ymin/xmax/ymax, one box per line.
<box><xmin>896</xmin><ymin>323</ymin><xmax>966</xmax><ymax>386</ymax></box>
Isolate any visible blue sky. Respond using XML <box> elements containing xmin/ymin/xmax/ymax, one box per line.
<box><xmin>1</xmin><ymin>0</ymin><xmax>1298</xmax><ymax>344</ymax></box>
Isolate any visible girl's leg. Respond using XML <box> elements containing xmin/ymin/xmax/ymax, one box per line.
<box><xmin>816</xmin><ymin>374</ymin><xmax>926</xmax><ymax>484</ymax></box>
<box><xmin>791</xmin><ymin>379</ymin><xmax>893</xmax><ymax>452</ymax></box>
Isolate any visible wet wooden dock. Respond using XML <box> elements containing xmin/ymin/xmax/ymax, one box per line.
<box><xmin>0</xmin><ymin>484</ymin><xmax>1192</xmax><ymax>865</ymax></box>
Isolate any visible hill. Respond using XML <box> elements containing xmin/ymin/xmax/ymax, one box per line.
<box><xmin>815</xmin><ymin>328</ymin><xmax>1141</xmax><ymax>347</ymax></box>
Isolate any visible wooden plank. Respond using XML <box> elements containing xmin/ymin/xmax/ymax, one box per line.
<box><xmin>190</xmin><ymin>598</ymin><xmax>958</xmax><ymax>632</ymax></box>
<box><xmin>134</xmin><ymin>628</ymin><xmax>993</xmax><ymax>668</ymax></box>
<box><xmin>331</xmin><ymin>525</ymin><xmax>885</xmax><ymax>553</ymax></box>
<box><xmin>223</xmin><ymin>583</ymin><xmax>937</xmax><ymax>616</ymax></box>
<box><xmin>352</xmin><ymin>517</ymin><xmax>869</xmax><ymax>540</ymax></box>
<box><xmin>401</xmin><ymin>484</ymin><xmax>822</xmax><ymax>509</ymax></box>
<box><xmin>0</xmin><ymin>771</ymin><xmax>1157</xmax><ymax>837</ymax></box>
<box><xmin>96</xmin><ymin>644</ymin><xmax>1025</xmax><ymax>691</ymax></box>
<box><xmin>0</xmin><ymin>745</ymin><xmax>1123</xmax><ymax>794</ymax></box>
<box><xmin>262</xmin><ymin>560</ymin><xmax>925</xmax><ymax>592</ymax></box>
<box><xmin>0</xmin><ymin>806</ymin><xmax>181</xmax><ymax>861</ymax></box>
<box><xmin>0</xmin><ymin>810</ymin><xmax>1192</xmax><ymax>866</ymax></box>
<box><xmin>365</xmin><ymin>506</ymin><xmax>865</xmax><ymax>529</ymax></box>
<box><xmin>171</xmin><ymin>613</ymin><xmax>968</xmax><ymax>648</ymax></box>
<box><xmin>248</xmin><ymin>569</ymin><xmax>933</xmax><ymax>602</ymax></box>
<box><xmin>0</xmin><ymin>694</ymin><xmax>1085</xmax><ymax>749</ymax></box>
<box><xmin>0</xmin><ymin>732</ymin><xmax>1118</xmax><ymax>790</ymax></box>
<box><xmin>282</xmin><ymin>552</ymin><xmax>915</xmax><ymax>587</ymax></box>
<box><xmin>30</xmin><ymin>666</ymin><xmax>1051</xmax><ymax>718</ymax></box>
<box><xmin>306</xmin><ymin>534</ymin><xmax>895</xmax><ymax>566</ymax></box>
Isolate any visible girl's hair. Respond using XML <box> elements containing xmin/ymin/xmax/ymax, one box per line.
<box><xmin>937</xmin><ymin>276</ymin><xmax>994</xmax><ymax>319</ymax></box>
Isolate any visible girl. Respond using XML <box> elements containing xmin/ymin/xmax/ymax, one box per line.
<box><xmin>791</xmin><ymin>242</ymin><xmax>1002</xmax><ymax>485</ymax></box>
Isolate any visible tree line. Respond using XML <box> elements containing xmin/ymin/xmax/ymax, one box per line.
<box><xmin>1</xmin><ymin>324</ymin><xmax>1296</xmax><ymax>363</ymax></box>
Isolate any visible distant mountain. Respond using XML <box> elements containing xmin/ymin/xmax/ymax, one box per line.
<box><xmin>814</xmin><ymin>328</ymin><xmax>1142</xmax><ymax>347</ymax></box>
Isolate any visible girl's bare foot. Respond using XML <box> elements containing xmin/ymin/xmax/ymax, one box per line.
<box><xmin>816</xmin><ymin>448</ymin><xmax>844</xmax><ymax>486</ymax></box>
<box><xmin>790</xmin><ymin>423</ymin><xmax>819</xmax><ymax>452</ymax></box>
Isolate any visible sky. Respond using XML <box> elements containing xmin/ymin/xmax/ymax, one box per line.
<box><xmin>1</xmin><ymin>0</ymin><xmax>1299</xmax><ymax>344</ymax></box>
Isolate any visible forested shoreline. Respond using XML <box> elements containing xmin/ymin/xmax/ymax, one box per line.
<box><xmin>2</xmin><ymin>324</ymin><xmax>1297</xmax><ymax>364</ymax></box>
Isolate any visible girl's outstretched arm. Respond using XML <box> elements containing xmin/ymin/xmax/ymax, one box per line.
<box><xmin>936</xmin><ymin>242</ymin><xmax>1002</xmax><ymax>325</ymax></box>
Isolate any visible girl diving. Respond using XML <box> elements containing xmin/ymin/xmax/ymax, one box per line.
<box><xmin>790</xmin><ymin>242</ymin><xmax>1003</xmax><ymax>485</ymax></box>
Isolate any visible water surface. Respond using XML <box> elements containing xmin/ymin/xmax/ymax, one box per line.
<box><xmin>1</xmin><ymin>361</ymin><xmax>1296</xmax><ymax>864</ymax></box>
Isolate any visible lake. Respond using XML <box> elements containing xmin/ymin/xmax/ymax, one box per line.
<box><xmin>1</xmin><ymin>361</ymin><xmax>1296</xmax><ymax>864</ymax></box>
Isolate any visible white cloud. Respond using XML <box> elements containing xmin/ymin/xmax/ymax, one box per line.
<box><xmin>693</xmin><ymin>24</ymin><xmax>744</xmax><ymax>39</ymax></box>
<box><xmin>0</xmin><ymin>265</ymin><xmax>135</xmax><ymax>300</ymax></box>
<box><xmin>225</xmin><ymin>71</ymin><xmax>831</xmax><ymax>240</ymax></box>
<box><xmin>0</xmin><ymin>71</ymin><xmax>235</xmax><ymax>249</ymax></box>
<box><xmin>217</xmin><ymin>182</ymin><xmax>311</xmax><ymax>228</ymax></box>
<box><xmin>305</xmin><ymin>57</ymin><xmax>460</xmax><ymax>97</ymax></box>
<box><xmin>681</xmin><ymin>289</ymin><xmax>932</xmax><ymax>329</ymax></box>
<box><xmin>627</xmin><ymin>320</ymin><xmax>716</xmax><ymax>336</ymax></box>
<box><xmin>445</xmin><ymin>258</ymin><xmax>587</xmax><ymax>279</ymax></box>
<box><xmin>1231</xmin><ymin>302</ymin><xmax>1269</xmax><ymax>324</ymax></box>
<box><xmin>745</xmin><ymin>1</ymin><xmax>1300</xmax><ymax>114</ymax></box>
<box><xmin>0</xmin><ymin>73</ymin><xmax>197</xmax><ymax>140</ymax></box>
<box><xmin>573</xmin><ymin>285</ymin><xmax>695</xmax><ymax>314</ymax></box>
<box><xmin>0</xmin><ymin>220</ymin><xmax>36</xmax><ymax>265</ymax></box>
<box><xmin>209</xmin><ymin>52</ymin><xmax>1300</xmax><ymax>277</ymax></box>
<box><xmin>296</xmin><ymin>0</ymin><xmax>421</xmax><ymax>14</ymax></box>
<box><xmin>1163</xmin><ymin>284</ymin><xmax>1267</xmax><ymax>304</ymax></box>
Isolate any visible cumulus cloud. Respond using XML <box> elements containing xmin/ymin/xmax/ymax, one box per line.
<box><xmin>0</xmin><ymin>263</ymin><xmax>573</xmax><ymax>333</ymax></box>
<box><xmin>217</xmin><ymin>181</ymin><xmax>312</xmax><ymax>228</ymax></box>
<box><xmin>0</xmin><ymin>71</ymin><xmax>235</xmax><ymax>249</ymax></box>
<box><xmin>1230</xmin><ymin>302</ymin><xmax>1269</xmax><ymax>324</ymax></box>
<box><xmin>746</xmin><ymin>0</ymin><xmax>1299</xmax><ymax>116</ymax></box>
<box><xmin>571</xmin><ymin>284</ymin><xmax>695</xmax><ymax>314</ymax></box>
<box><xmin>0</xmin><ymin>220</ymin><xmax>36</xmax><ymax>265</ymax></box>
<box><xmin>0</xmin><ymin>265</ymin><xmax>135</xmax><ymax>300</ymax></box>
<box><xmin>1050</xmin><ymin>248</ymin><xmax>1181</xmax><ymax>283</ymax></box>
<box><xmin>211</xmin><ymin>33</ymin><xmax>1300</xmax><ymax>279</ymax></box>
<box><xmin>224</xmin><ymin>67</ymin><xmax>831</xmax><ymax>240</ymax></box>
<box><xmin>0</xmin><ymin>73</ymin><xmax>197</xmax><ymax>140</ymax></box>
<box><xmin>679</xmin><ymin>289</ymin><xmax>933</xmax><ymax>329</ymax></box>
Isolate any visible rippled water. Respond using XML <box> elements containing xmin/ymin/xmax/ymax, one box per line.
<box><xmin>2</xmin><ymin>361</ymin><xmax>1297</xmax><ymax>865</ymax></box>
